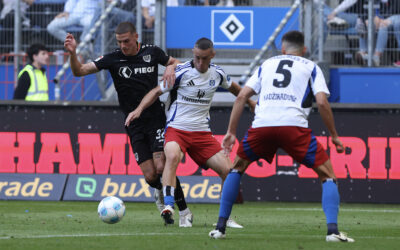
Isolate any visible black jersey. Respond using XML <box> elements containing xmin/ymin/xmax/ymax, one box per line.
<box><xmin>93</xmin><ymin>43</ymin><xmax>169</xmax><ymax>119</ymax></box>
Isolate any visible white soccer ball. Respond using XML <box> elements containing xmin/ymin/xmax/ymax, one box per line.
<box><xmin>97</xmin><ymin>196</ymin><xmax>126</xmax><ymax>224</ymax></box>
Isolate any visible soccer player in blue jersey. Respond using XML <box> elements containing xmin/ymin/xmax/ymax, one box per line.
<box><xmin>209</xmin><ymin>30</ymin><xmax>354</xmax><ymax>242</ymax></box>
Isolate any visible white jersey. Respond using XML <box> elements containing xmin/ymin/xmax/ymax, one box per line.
<box><xmin>246</xmin><ymin>54</ymin><xmax>329</xmax><ymax>128</ymax></box>
<box><xmin>160</xmin><ymin>61</ymin><xmax>232</xmax><ymax>131</ymax></box>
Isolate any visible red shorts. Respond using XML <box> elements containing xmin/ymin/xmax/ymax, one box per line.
<box><xmin>164</xmin><ymin>127</ymin><xmax>222</xmax><ymax>167</ymax></box>
<box><xmin>237</xmin><ymin>126</ymin><xmax>328</xmax><ymax>168</ymax></box>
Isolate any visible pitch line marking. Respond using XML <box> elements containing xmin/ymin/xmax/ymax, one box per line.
<box><xmin>1</xmin><ymin>233</ymin><xmax>399</xmax><ymax>240</ymax></box>
<box><xmin>0</xmin><ymin>232</ymin><xmax>205</xmax><ymax>240</ymax></box>
<box><xmin>274</xmin><ymin>207</ymin><xmax>400</xmax><ymax>213</ymax></box>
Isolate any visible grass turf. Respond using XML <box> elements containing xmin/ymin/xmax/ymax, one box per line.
<box><xmin>0</xmin><ymin>201</ymin><xmax>398</xmax><ymax>250</ymax></box>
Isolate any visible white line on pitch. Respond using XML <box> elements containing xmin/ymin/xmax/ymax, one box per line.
<box><xmin>274</xmin><ymin>208</ymin><xmax>400</xmax><ymax>213</ymax></box>
<box><xmin>0</xmin><ymin>232</ymin><xmax>205</xmax><ymax>240</ymax></box>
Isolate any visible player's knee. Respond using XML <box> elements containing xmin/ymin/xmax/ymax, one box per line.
<box><xmin>166</xmin><ymin>153</ymin><xmax>181</xmax><ymax>167</ymax></box>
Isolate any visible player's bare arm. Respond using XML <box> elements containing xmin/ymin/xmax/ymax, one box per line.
<box><xmin>228</xmin><ymin>82</ymin><xmax>257</xmax><ymax>112</ymax></box>
<box><xmin>222</xmin><ymin>86</ymin><xmax>255</xmax><ymax>155</ymax></box>
<box><xmin>161</xmin><ymin>57</ymin><xmax>180</xmax><ymax>88</ymax></box>
<box><xmin>124</xmin><ymin>86</ymin><xmax>163</xmax><ymax>126</ymax></box>
<box><xmin>64</xmin><ymin>33</ymin><xmax>99</xmax><ymax>77</ymax></box>
<box><xmin>315</xmin><ymin>92</ymin><xmax>344</xmax><ymax>153</ymax></box>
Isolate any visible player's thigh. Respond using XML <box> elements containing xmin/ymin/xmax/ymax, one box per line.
<box><xmin>205</xmin><ymin>151</ymin><xmax>232</xmax><ymax>180</ymax></box>
<box><xmin>126</xmin><ymin>123</ymin><xmax>154</xmax><ymax>167</ymax></box>
<box><xmin>164</xmin><ymin>141</ymin><xmax>184</xmax><ymax>168</ymax></box>
<box><xmin>152</xmin><ymin>151</ymin><xmax>165</xmax><ymax>175</ymax></box>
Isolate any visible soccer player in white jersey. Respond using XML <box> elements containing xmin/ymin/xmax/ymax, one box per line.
<box><xmin>125</xmin><ymin>37</ymin><xmax>255</xmax><ymax>227</ymax></box>
<box><xmin>209</xmin><ymin>31</ymin><xmax>354</xmax><ymax>242</ymax></box>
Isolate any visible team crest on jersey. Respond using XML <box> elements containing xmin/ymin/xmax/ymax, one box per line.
<box><xmin>143</xmin><ymin>55</ymin><xmax>151</xmax><ymax>63</ymax></box>
<box><xmin>197</xmin><ymin>89</ymin><xmax>206</xmax><ymax>99</ymax></box>
<box><xmin>209</xmin><ymin>79</ymin><xmax>215</xmax><ymax>86</ymax></box>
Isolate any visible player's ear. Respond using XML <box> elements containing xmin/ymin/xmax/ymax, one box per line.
<box><xmin>211</xmin><ymin>49</ymin><xmax>216</xmax><ymax>59</ymax></box>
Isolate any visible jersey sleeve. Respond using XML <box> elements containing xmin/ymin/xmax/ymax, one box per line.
<box><xmin>93</xmin><ymin>54</ymin><xmax>112</xmax><ymax>71</ymax></box>
<box><xmin>311</xmin><ymin>65</ymin><xmax>330</xmax><ymax>97</ymax></box>
<box><xmin>154</xmin><ymin>46</ymin><xmax>170</xmax><ymax>66</ymax></box>
<box><xmin>216</xmin><ymin>67</ymin><xmax>232</xmax><ymax>89</ymax></box>
<box><xmin>159</xmin><ymin>69</ymin><xmax>186</xmax><ymax>93</ymax></box>
<box><xmin>245</xmin><ymin>66</ymin><xmax>262</xmax><ymax>94</ymax></box>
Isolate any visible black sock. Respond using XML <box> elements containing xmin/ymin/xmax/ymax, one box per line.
<box><xmin>174</xmin><ymin>177</ymin><xmax>187</xmax><ymax>211</ymax></box>
<box><xmin>148</xmin><ymin>175</ymin><xmax>162</xmax><ymax>190</ymax></box>
<box><xmin>216</xmin><ymin>217</ymin><xmax>228</xmax><ymax>233</ymax></box>
<box><xmin>327</xmin><ymin>223</ymin><xmax>339</xmax><ymax>235</ymax></box>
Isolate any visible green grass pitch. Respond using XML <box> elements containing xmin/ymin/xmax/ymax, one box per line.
<box><xmin>0</xmin><ymin>201</ymin><xmax>398</xmax><ymax>250</ymax></box>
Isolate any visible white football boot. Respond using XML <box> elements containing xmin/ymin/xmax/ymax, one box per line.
<box><xmin>213</xmin><ymin>217</ymin><xmax>243</xmax><ymax>228</ymax></box>
<box><xmin>209</xmin><ymin>229</ymin><xmax>226</xmax><ymax>239</ymax></box>
<box><xmin>179</xmin><ymin>208</ymin><xmax>193</xmax><ymax>227</ymax></box>
<box><xmin>326</xmin><ymin>232</ymin><xmax>355</xmax><ymax>242</ymax></box>
<box><xmin>153</xmin><ymin>189</ymin><xmax>165</xmax><ymax>212</ymax></box>
<box><xmin>161</xmin><ymin>205</ymin><xmax>174</xmax><ymax>225</ymax></box>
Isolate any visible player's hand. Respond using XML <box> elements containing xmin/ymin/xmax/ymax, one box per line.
<box><xmin>64</xmin><ymin>33</ymin><xmax>77</xmax><ymax>54</ymax></box>
<box><xmin>124</xmin><ymin>108</ymin><xmax>142</xmax><ymax>127</ymax></box>
<box><xmin>331</xmin><ymin>136</ymin><xmax>344</xmax><ymax>153</ymax></box>
<box><xmin>161</xmin><ymin>65</ymin><xmax>176</xmax><ymax>88</ymax></box>
<box><xmin>222</xmin><ymin>133</ymin><xmax>236</xmax><ymax>157</ymax></box>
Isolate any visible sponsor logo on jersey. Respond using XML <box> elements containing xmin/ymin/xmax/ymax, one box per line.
<box><xmin>197</xmin><ymin>89</ymin><xmax>206</xmax><ymax>99</ymax></box>
<box><xmin>134</xmin><ymin>66</ymin><xmax>155</xmax><ymax>74</ymax></box>
<box><xmin>209</xmin><ymin>79</ymin><xmax>215</xmax><ymax>86</ymax></box>
<box><xmin>118</xmin><ymin>66</ymin><xmax>132</xmax><ymax>78</ymax></box>
<box><xmin>143</xmin><ymin>55</ymin><xmax>151</xmax><ymax>63</ymax></box>
<box><xmin>187</xmin><ymin>80</ymin><xmax>195</xmax><ymax>86</ymax></box>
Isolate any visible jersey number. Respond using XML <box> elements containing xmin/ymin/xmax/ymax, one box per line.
<box><xmin>273</xmin><ymin>60</ymin><xmax>294</xmax><ymax>88</ymax></box>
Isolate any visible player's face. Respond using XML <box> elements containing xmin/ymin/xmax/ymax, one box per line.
<box><xmin>116</xmin><ymin>31</ymin><xmax>139</xmax><ymax>56</ymax></box>
<box><xmin>192</xmin><ymin>47</ymin><xmax>215</xmax><ymax>73</ymax></box>
<box><xmin>33</xmin><ymin>50</ymin><xmax>49</xmax><ymax>67</ymax></box>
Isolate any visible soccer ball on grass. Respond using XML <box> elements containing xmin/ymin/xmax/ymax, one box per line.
<box><xmin>97</xmin><ymin>196</ymin><xmax>126</xmax><ymax>224</ymax></box>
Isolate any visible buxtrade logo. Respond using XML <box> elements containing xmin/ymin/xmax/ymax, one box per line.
<box><xmin>220</xmin><ymin>14</ymin><xmax>244</xmax><ymax>42</ymax></box>
<box><xmin>119</xmin><ymin>66</ymin><xmax>132</xmax><ymax>78</ymax></box>
<box><xmin>76</xmin><ymin>177</ymin><xmax>97</xmax><ymax>197</ymax></box>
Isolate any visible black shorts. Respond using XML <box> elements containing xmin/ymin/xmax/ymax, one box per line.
<box><xmin>125</xmin><ymin>117</ymin><xmax>165</xmax><ymax>165</ymax></box>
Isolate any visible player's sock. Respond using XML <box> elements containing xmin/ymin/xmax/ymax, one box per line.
<box><xmin>217</xmin><ymin>169</ymin><xmax>242</xmax><ymax>233</ymax></box>
<box><xmin>174</xmin><ymin>177</ymin><xmax>187</xmax><ymax>211</ymax></box>
<box><xmin>148</xmin><ymin>176</ymin><xmax>162</xmax><ymax>190</ymax></box>
<box><xmin>163</xmin><ymin>186</ymin><xmax>175</xmax><ymax>207</ymax></box>
<box><xmin>322</xmin><ymin>178</ymin><xmax>340</xmax><ymax>235</ymax></box>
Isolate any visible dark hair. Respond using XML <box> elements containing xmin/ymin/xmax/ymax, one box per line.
<box><xmin>194</xmin><ymin>37</ymin><xmax>214</xmax><ymax>50</ymax></box>
<box><xmin>27</xmin><ymin>43</ymin><xmax>47</xmax><ymax>62</ymax></box>
<box><xmin>115</xmin><ymin>22</ymin><xmax>137</xmax><ymax>34</ymax></box>
<box><xmin>281</xmin><ymin>30</ymin><xmax>304</xmax><ymax>47</ymax></box>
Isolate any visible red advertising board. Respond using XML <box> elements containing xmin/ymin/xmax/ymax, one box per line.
<box><xmin>0</xmin><ymin>102</ymin><xmax>399</xmax><ymax>203</ymax></box>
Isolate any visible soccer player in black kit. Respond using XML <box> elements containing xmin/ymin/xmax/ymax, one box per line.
<box><xmin>64</xmin><ymin>22</ymin><xmax>192</xmax><ymax>226</ymax></box>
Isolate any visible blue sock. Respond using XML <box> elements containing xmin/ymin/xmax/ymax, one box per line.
<box><xmin>322</xmin><ymin>179</ymin><xmax>340</xmax><ymax>235</ymax></box>
<box><xmin>217</xmin><ymin>170</ymin><xmax>242</xmax><ymax>232</ymax></box>
<box><xmin>163</xmin><ymin>186</ymin><xmax>175</xmax><ymax>208</ymax></box>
